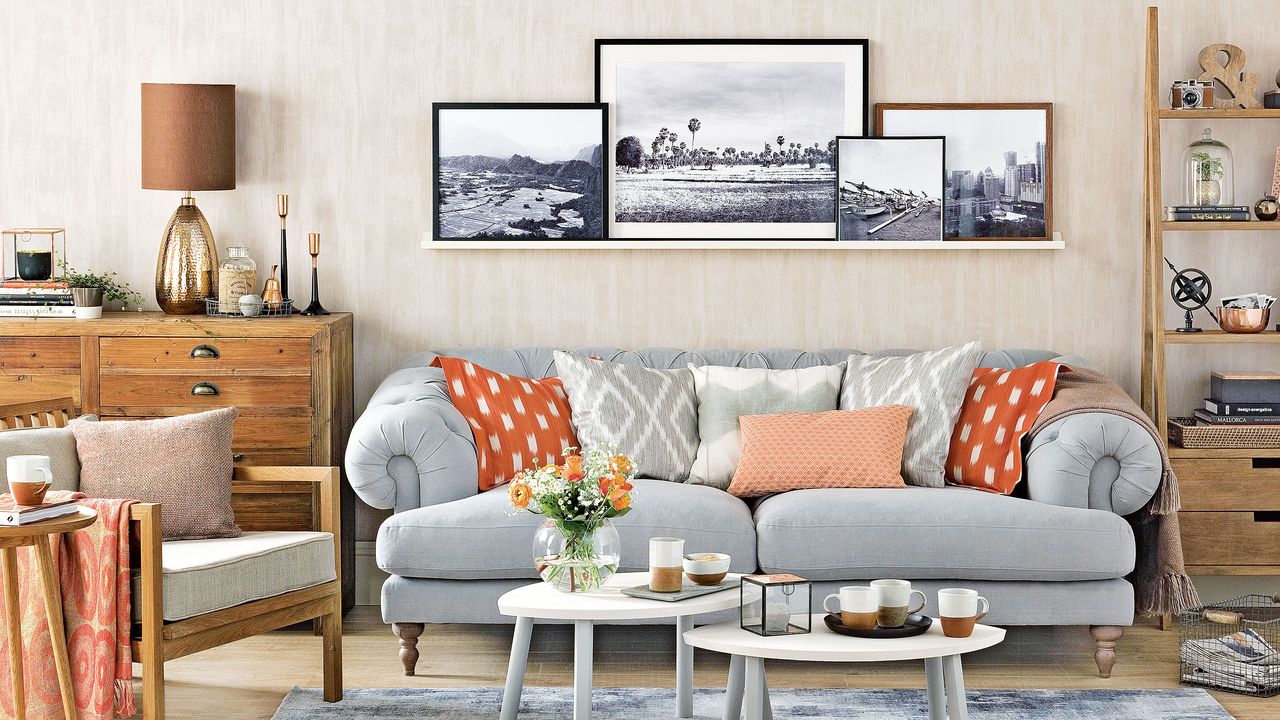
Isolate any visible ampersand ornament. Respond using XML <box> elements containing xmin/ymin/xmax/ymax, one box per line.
<box><xmin>1197</xmin><ymin>43</ymin><xmax>1261</xmax><ymax>109</ymax></box>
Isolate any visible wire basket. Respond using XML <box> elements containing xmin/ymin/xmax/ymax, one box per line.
<box><xmin>1179</xmin><ymin>593</ymin><xmax>1280</xmax><ymax>696</ymax></box>
<box><xmin>204</xmin><ymin>298</ymin><xmax>293</xmax><ymax>318</ymax></box>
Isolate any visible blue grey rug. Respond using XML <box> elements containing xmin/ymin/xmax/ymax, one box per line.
<box><xmin>273</xmin><ymin>687</ymin><xmax>1231</xmax><ymax>718</ymax></box>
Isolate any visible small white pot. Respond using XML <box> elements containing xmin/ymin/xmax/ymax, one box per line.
<box><xmin>74</xmin><ymin>305</ymin><xmax>103</xmax><ymax>320</ymax></box>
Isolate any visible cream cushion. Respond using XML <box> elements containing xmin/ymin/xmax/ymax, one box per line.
<box><xmin>140</xmin><ymin>530</ymin><xmax>336</xmax><ymax>622</ymax></box>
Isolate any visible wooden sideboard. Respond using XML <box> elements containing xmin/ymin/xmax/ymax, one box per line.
<box><xmin>1171</xmin><ymin>449</ymin><xmax>1280</xmax><ymax>576</ymax></box>
<box><xmin>0</xmin><ymin>312</ymin><xmax>356</xmax><ymax>611</ymax></box>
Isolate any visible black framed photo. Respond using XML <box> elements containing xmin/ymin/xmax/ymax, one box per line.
<box><xmin>835</xmin><ymin>136</ymin><xmax>944</xmax><ymax>243</ymax></box>
<box><xmin>596</xmin><ymin>39</ymin><xmax>869</xmax><ymax>241</ymax></box>
<box><xmin>876</xmin><ymin>103</ymin><xmax>1053</xmax><ymax>243</ymax></box>
<box><xmin>432</xmin><ymin>102</ymin><xmax>608</xmax><ymax>243</ymax></box>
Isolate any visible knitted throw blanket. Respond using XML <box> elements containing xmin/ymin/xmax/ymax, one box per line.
<box><xmin>1027</xmin><ymin>368</ymin><xmax>1200</xmax><ymax>617</ymax></box>
<box><xmin>0</xmin><ymin>492</ymin><xmax>137</xmax><ymax>719</ymax></box>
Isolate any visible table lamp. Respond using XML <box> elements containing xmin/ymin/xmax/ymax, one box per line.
<box><xmin>141</xmin><ymin>83</ymin><xmax>236</xmax><ymax>314</ymax></box>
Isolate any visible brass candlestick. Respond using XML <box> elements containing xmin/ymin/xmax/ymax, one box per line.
<box><xmin>300</xmin><ymin>232</ymin><xmax>329</xmax><ymax>316</ymax></box>
<box><xmin>276</xmin><ymin>194</ymin><xmax>293</xmax><ymax>310</ymax></box>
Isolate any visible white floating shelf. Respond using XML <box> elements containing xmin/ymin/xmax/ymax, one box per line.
<box><xmin>421</xmin><ymin>231</ymin><xmax>1064</xmax><ymax>250</ymax></box>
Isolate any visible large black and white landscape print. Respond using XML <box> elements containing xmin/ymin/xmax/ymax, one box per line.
<box><xmin>433</xmin><ymin>103</ymin><xmax>607</xmax><ymax>241</ymax></box>
<box><xmin>597</xmin><ymin>40</ymin><xmax>867</xmax><ymax>240</ymax></box>
<box><xmin>836</xmin><ymin>136</ymin><xmax>944</xmax><ymax>243</ymax></box>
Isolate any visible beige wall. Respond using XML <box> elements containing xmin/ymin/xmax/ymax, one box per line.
<box><xmin>3</xmin><ymin>1</ymin><xmax>1279</xmax><ymax>569</ymax></box>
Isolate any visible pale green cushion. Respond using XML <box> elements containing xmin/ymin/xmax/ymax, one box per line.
<box><xmin>0</xmin><ymin>416</ymin><xmax>97</xmax><ymax>493</ymax></box>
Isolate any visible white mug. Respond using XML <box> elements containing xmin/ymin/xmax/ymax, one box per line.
<box><xmin>822</xmin><ymin>585</ymin><xmax>876</xmax><ymax>614</ymax></box>
<box><xmin>938</xmin><ymin>588</ymin><xmax>990</xmax><ymax>618</ymax></box>
<box><xmin>7</xmin><ymin>455</ymin><xmax>53</xmax><ymax>505</ymax></box>
<box><xmin>648</xmin><ymin>537</ymin><xmax>685</xmax><ymax>593</ymax></box>
<box><xmin>871</xmin><ymin>579</ymin><xmax>927</xmax><ymax>628</ymax></box>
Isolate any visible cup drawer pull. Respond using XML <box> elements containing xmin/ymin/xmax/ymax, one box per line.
<box><xmin>190</xmin><ymin>344</ymin><xmax>221</xmax><ymax>359</ymax></box>
<box><xmin>191</xmin><ymin>382</ymin><xmax>220</xmax><ymax>396</ymax></box>
<box><xmin>233</xmin><ymin>453</ymin><xmax>245</xmax><ymax>462</ymax></box>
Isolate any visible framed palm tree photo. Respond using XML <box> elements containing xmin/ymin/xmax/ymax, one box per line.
<box><xmin>596</xmin><ymin>39</ymin><xmax>869</xmax><ymax>241</ymax></box>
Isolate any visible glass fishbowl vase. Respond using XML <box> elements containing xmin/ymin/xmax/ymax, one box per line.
<box><xmin>533</xmin><ymin>519</ymin><xmax>620</xmax><ymax>593</ymax></box>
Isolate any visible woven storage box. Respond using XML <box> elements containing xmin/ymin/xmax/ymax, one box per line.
<box><xmin>1179</xmin><ymin>593</ymin><xmax>1280</xmax><ymax>696</ymax></box>
<box><xmin>1168</xmin><ymin>417</ymin><xmax>1280</xmax><ymax>449</ymax></box>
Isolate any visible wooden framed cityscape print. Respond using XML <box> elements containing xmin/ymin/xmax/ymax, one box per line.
<box><xmin>876</xmin><ymin>103</ymin><xmax>1052</xmax><ymax>243</ymax></box>
<box><xmin>432</xmin><ymin>103</ymin><xmax>608</xmax><ymax>243</ymax></box>
<box><xmin>835</xmin><ymin>136</ymin><xmax>944</xmax><ymax>243</ymax></box>
<box><xmin>596</xmin><ymin>39</ymin><xmax>868</xmax><ymax>240</ymax></box>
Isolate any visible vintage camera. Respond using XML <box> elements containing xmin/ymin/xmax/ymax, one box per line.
<box><xmin>1171</xmin><ymin>80</ymin><xmax>1214</xmax><ymax>109</ymax></box>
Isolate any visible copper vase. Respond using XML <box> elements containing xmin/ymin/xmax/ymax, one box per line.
<box><xmin>155</xmin><ymin>196</ymin><xmax>219</xmax><ymax>314</ymax></box>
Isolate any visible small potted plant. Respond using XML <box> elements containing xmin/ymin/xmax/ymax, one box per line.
<box><xmin>58</xmin><ymin>261</ymin><xmax>144</xmax><ymax>319</ymax></box>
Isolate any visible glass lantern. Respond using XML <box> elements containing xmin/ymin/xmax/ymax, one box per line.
<box><xmin>1183</xmin><ymin>128</ymin><xmax>1235</xmax><ymax>207</ymax></box>
<box><xmin>740</xmin><ymin>573</ymin><xmax>811</xmax><ymax>636</ymax></box>
<box><xmin>2</xmin><ymin>228</ymin><xmax>66</xmax><ymax>283</ymax></box>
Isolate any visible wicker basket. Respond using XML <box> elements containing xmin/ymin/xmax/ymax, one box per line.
<box><xmin>1168</xmin><ymin>417</ymin><xmax>1280</xmax><ymax>449</ymax></box>
<box><xmin>1179</xmin><ymin>593</ymin><xmax>1280</xmax><ymax>696</ymax></box>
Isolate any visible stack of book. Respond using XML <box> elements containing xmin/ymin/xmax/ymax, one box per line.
<box><xmin>0</xmin><ymin>279</ymin><xmax>74</xmax><ymax>317</ymax></box>
<box><xmin>1165</xmin><ymin>205</ymin><xmax>1252</xmax><ymax>222</ymax></box>
<box><xmin>0</xmin><ymin>498</ymin><xmax>79</xmax><ymax>526</ymax></box>
<box><xmin>1195</xmin><ymin>372</ymin><xmax>1280</xmax><ymax>426</ymax></box>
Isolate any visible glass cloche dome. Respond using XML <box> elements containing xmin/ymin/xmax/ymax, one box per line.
<box><xmin>1183</xmin><ymin>128</ymin><xmax>1235</xmax><ymax>207</ymax></box>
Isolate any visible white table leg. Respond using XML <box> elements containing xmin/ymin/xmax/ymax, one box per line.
<box><xmin>942</xmin><ymin>654</ymin><xmax>969</xmax><ymax>720</ymax></box>
<box><xmin>676</xmin><ymin>615</ymin><xmax>694</xmax><ymax>718</ymax></box>
<box><xmin>574</xmin><ymin>620</ymin><xmax>593</xmax><ymax>720</ymax></box>
<box><xmin>744</xmin><ymin>657</ymin><xmax>766</xmax><ymax>720</ymax></box>
<box><xmin>724</xmin><ymin>655</ymin><xmax>745</xmax><ymax>720</ymax></box>
<box><xmin>759</xmin><ymin>662</ymin><xmax>772</xmax><ymax>720</ymax></box>
<box><xmin>500</xmin><ymin>617</ymin><xmax>533</xmax><ymax>720</ymax></box>
<box><xmin>924</xmin><ymin>657</ymin><xmax>945</xmax><ymax>720</ymax></box>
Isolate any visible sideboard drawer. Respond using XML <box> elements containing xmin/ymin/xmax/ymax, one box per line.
<box><xmin>100</xmin><ymin>337</ymin><xmax>311</xmax><ymax>372</ymax></box>
<box><xmin>0</xmin><ymin>337</ymin><xmax>80</xmax><ymax>370</ymax></box>
<box><xmin>1174</xmin><ymin>457</ymin><xmax>1280</xmax><ymax>511</ymax></box>
<box><xmin>107</xmin><ymin>411</ymin><xmax>312</xmax><ymax>449</ymax></box>
<box><xmin>1181</xmin><ymin>511</ymin><xmax>1280</xmax><ymax>566</ymax></box>
<box><xmin>99</xmin><ymin>374</ymin><xmax>311</xmax><ymax>408</ymax></box>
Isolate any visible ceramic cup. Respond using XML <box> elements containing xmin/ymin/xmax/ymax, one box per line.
<box><xmin>7</xmin><ymin>455</ymin><xmax>53</xmax><ymax>506</ymax></box>
<box><xmin>871</xmin><ymin>579</ymin><xmax>927</xmax><ymax>628</ymax></box>
<box><xmin>648</xmin><ymin>537</ymin><xmax>685</xmax><ymax>593</ymax></box>
<box><xmin>938</xmin><ymin>588</ymin><xmax>990</xmax><ymax>638</ymax></box>
<box><xmin>822</xmin><ymin>585</ymin><xmax>878</xmax><ymax>630</ymax></box>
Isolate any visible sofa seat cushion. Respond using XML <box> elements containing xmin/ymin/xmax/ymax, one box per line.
<box><xmin>378</xmin><ymin>478</ymin><xmax>757</xmax><ymax>580</ymax></box>
<box><xmin>754</xmin><ymin>487</ymin><xmax>1134</xmax><ymax>582</ymax></box>
<box><xmin>142</xmin><ymin>531</ymin><xmax>336</xmax><ymax>622</ymax></box>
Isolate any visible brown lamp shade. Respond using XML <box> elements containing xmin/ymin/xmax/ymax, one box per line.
<box><xmin>141</xmin><ymin>83</ymin><xmax>236</xmax><ymax>191</ymax></box>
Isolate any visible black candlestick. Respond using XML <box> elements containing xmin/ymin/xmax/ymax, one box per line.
<box><xmin>277</xmin><ymin>194</ymin><xmax>298</xmax><ymax>313</ymax></box>
<box><xmin>301</xmin><ymin>232</ymin><xmax>330</xmax><ymax>316</ymax></box>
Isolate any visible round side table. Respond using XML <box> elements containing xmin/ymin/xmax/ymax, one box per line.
<box><xmin>0</xmin><ymin>507</ymin><xmax>98</xmax><ymax>720</ymax></box>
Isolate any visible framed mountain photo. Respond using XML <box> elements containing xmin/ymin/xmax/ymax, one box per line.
<box><xmin>432</xmin><ymin>103</ymin><xmax>608</xmax><ymax>243</ymax></box>
<box><xmin>596</xmin><ymin>39</ymin><xmax>869</xmax><ymax>240</ymax></box>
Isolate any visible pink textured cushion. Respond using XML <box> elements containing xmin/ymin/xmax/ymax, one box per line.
<box><xmin>71</xmin><ymin>408</ymin><xmax>242</xmax><ymax>540</ymax></box>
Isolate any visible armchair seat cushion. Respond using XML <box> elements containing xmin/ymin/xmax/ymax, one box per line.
<box><xmin>140</xmin><ymin>530</ymin><xmax>336</xmax><ymax>622</ymax></box>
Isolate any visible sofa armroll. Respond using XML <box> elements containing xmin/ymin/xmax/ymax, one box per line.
<box><xmin>1024</xmin><ymin>412</ymin><xmax>1162</xmax><ymax>516</ymax></box>
<box><xmin>345</xmin><ymin>359</ymin><xmax>479</xmax><ymax>512</ymax></box>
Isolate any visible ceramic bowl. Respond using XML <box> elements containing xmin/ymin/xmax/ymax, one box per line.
<box><xmin>683</xmin><ymin>553</ymin><xmax>731</xmax><ymax>585</ymax></box>
<box><xmin>1217</xmin><ymin>306</ymin><xmax>1270</xmax><ymax>334</ymax></box>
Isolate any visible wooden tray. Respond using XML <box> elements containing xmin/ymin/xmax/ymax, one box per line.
<box><xmin>823</xmin><ymin>612</ymin><xmax>933</xmax><ymax>639</ymax></box>
<box><xmin>1168</xmin><ymin>417</ymin><xmax>1280</xmax><ymax>449</ymax></box>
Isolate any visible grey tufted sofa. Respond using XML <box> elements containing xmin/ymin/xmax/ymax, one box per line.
<box><xmin>346</xmin><ymin>347</ymin><xmax>1162</xmax><ymax>678</ymax></box>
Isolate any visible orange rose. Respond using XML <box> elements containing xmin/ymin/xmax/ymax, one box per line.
<box><xmin>611</xmin><ymin>455</ymin><xmax>634</xmax><ymax>475</ymax></box>
<box><xmin>612</xmin><ymin>494</ymin><xmax>631</xmax><ymax>511</ymax></box>
<box><xmin>508</xmin><ymin>481</ymin><xmax>532</xmax><ymax>509</ymax></box>
<box><xmin>563</xmin><ymin>454</ymin><xmax>584</xmax><ymax>482</ymax></box>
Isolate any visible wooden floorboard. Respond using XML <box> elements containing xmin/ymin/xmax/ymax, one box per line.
<box><xmin>140</xmin><ymin>608</ymin><xmax>1272</xmax><ymax>719</ymax></box>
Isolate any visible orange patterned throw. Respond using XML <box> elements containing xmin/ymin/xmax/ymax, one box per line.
<box><xmin>0</xmin><ymin>491</ymin><xmax>137</xmax><ymax>720</ymax></box>
<box><xmin>434</xmin><ymin>356</ymin><xmax>580</xmax><ymax>491</ymax></box>
<box><xmin>946</xmin><ymin>361</ymin><xmax>1068</xmax><ymax>494</ymax></box>
<box><xmin>726</xmin><ymin>406</ymin><xmax>913</xmax><ymax>498</ymax></box>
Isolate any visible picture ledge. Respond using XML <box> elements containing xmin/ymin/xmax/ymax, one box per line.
<box><xmin>421</xmin><ymin>231</ymin><xmax>1064</xmax><ymax>250</ymax></box>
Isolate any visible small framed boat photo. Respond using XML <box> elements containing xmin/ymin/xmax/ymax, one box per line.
<box><xmin>835</xmin><ymin>136</ymin><xmax>944</xmax><ymax>243</ymax></box>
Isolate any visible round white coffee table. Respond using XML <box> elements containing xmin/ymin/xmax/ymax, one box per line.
<box><xmin>683</xmin><ymin>614</ymin><xmax>1004</xmax><ymax>720</ymax></box>
<box><xmin>497</xmin><ymin>571</ymin><xmax>741</xmax><ymax>720</ymax></box>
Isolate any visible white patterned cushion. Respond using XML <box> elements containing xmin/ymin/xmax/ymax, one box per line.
<box><xmin>838</xmin><ymin>342</ymin><xmax>983</xmax><ymax>487</ymax></box>
<box><xmin>688</xmin><ymin>363</ymin><xmax>845</xmax><ymax>489</ymax></box>
<box><xmin>553</xmin><ymin>351</ymin><xmax>698</xmax><ymax>482</ymax></box>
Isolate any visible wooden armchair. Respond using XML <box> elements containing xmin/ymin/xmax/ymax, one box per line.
<box><xmin>0</xmin><ymin>398</ymin><xmax>343</xmax><ymax>718</ymax></box>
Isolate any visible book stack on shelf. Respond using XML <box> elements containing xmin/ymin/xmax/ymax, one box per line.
<box><xmin>1195</xmin><ymin>372</ymin><xmax>1280</xmax><ymax>426</ymax></box>
<box><xmin>0</xmin><ymin>278</ymin><xmax>74</xmax><ymax>317</ymax></box>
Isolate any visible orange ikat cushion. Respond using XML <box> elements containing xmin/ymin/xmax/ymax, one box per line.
<box><xmin>434</xmin><ymin>356</ymin><xmax>579</xmax><ymax>492</ymax></box>
<box><xmin>726</xmin><ymin>406</ymin><xmax>912</xmax><ymax>498</ymax></box>
<box><xmin>945</xmin><ymin>361</ymin><xmax>1068</xmax><ymax>494</ymax></box>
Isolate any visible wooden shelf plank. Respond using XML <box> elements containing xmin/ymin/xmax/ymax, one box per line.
<box><xmin>1185</xmin><ymin>565</ymin><xmax>1280</xmax><ymax>576</ymax></box>
<box><xmin>1163</xmin><ymin>329</ymin><xmax>1280</xmax><ymax>343</ymax></box>
<box><xmin>1159</xmin><ymin>108</ymin><xmax>1280</xmax><ymax>119</ymax></box>
<box><xmin>1161</xmin><ymin>220</ymin><xmax>1280</xmax><ymax>232</ymax></box>
<box><xmin>1169</xmin><ymin>444</ymin><xmax>1280</xmax><ymax>458</ymax></box>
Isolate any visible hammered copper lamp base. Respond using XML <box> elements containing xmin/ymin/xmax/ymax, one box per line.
<box><xmin>155</xmin><ymin>196</ymin><xmax>219</xmax><ymax>314</ymax></box>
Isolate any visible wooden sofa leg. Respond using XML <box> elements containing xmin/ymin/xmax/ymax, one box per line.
<box><xmin>322</xmin><ymin>603</ymin><xmax>344</xmax><ymax>702</ymax></box>
<box><xmin>1090</xmin><ymin>625</ymin><xmax>1123</xmax><ymax>678</ymax></box>
<box><xmin>392</xmin><ymin>622</ymin><xmax>424</xmax><ymax>676</ymax></box>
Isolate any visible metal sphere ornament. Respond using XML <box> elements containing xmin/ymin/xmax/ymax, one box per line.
<box><xmin>1165</xmin><ymin>257</ymin><xmax>1213</xmax><ymax>333</ymax></box>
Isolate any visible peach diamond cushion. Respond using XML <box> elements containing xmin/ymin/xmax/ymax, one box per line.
<box><xmin>945</xmin><ymin>361</ymin><xmax>1068</xmax><ymax>494</ymax></box>
<box><xmin>726</xmin><ymin>406</ymin><xmax>912</xmax><ymax>498</ymax></box>
<box><xmin>434</xmin><ymin>356</ymin><xmax>579</xmax><ymax>492</ymax></box>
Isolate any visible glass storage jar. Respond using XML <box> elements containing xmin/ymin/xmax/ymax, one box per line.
<box><xmin>1183</xmin><ymin>128</ymin><xmax>1235</xmax><ymax>207</ymax></box>
<box><xmin>217</xmin><ymin>247</ymin><xmax>257</xmax><ymax>313</ymax></box>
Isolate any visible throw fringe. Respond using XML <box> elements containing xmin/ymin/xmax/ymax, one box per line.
<box><xmin>1151</xmin><ymin>468</ymin><xmax>1181</xmax><ymax>515</ymax></box>
<box><xmin>1138</xmin><ymin>573</ymin><xmax>1201</xmax><ymax>616</ymax></box>
<box><xmin>116</xmin><ymin>676</ymin><xmax>137</xmax><ymax>718</ymax></box>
